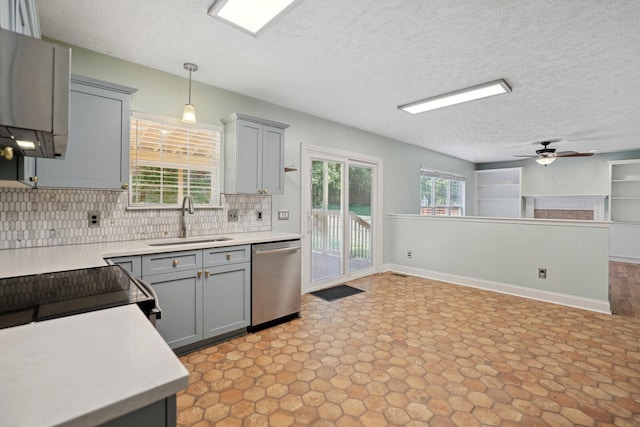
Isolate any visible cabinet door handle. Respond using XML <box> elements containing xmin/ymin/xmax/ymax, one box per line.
<box><xmin>205</xmin><ymin>270</ymin><xmax>210</xmax><ymax>278</ymax></box>
<box><xmin>197</xmin><ymin>270</ymin><xmax>202</xmax><ymax>278</ymax></box>
<box><xmin>172</xmin><ymin>259</ymin><xmax>179</xmax><ymax>267</ymax></box>
<box><xmin>226</xmin><ymin>253</ymin><xmax>231</xmax><ymax>261</ymax></box>
<box><xmin>121</xmin><ymin>182</ymin><xmax>129</xmax><ymax>190</ymax></box>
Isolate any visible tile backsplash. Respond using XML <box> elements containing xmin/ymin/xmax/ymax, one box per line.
<box><xmin>0</xmin><ymin>188</ymin><xmax>271</xmax><ymax>250</ymax></box>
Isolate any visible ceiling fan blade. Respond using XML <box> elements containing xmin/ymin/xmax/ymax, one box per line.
<box><xmin>554</xmin><ymin>151</ymin><xmax>578</xmax><ymax>156</ymax></box>
<box><xmin>556</xmin><ymin>152</ymin><xmax>594</xmax><ymax>158</ymax></box>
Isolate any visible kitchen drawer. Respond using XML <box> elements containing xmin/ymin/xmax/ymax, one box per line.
<box><xmin>143</xmin><ymin>250</ymin><xmax>202</xmax><ymax>276</ymax></box>
<box><xmin>203</xmin><ymin>245</ymin><xmax>250</xmax><ymax>268</ymax></box>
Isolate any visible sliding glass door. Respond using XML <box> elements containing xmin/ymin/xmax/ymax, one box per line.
<box><xmin>302</xmin><ymin>146</ymin><xmax>381</xmax><ymax>292</ymax></box>
<box><xmin>348</xmin><ymin>163</ymin><xmax>373</xmax><ymax>273</ymax></box>
<box><xmin>310</xmin><ymin>159</ymin><xmax>345</xmax><ymax>282</ymax></box>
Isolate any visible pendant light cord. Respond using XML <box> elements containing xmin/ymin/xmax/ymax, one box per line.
<box><xmin>188</xmin><ymin>68</ymin><xmax>192</xmax><ymax>105</ymax></box>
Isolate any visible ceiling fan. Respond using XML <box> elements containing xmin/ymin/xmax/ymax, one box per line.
<box><xmin>514</xmin><ymin>140</ymin><xmax>594</xmax><ymax>166</ymax></box>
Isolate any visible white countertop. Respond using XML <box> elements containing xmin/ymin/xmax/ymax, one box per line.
<box><xmin>0</xmin><ymin>231</ymin><xmax>302</xmax><ymax>278</ymax></box>
<box><xmin>0</xmin><ymin>305</ymin><xmax>189</xmax><ymax>426</ymax></box>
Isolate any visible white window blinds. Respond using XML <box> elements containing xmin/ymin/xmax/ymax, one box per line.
<box><xmin>129</xmin><ymin>116</ymin><xmax>221</xmax><ymax>206</ymax></box>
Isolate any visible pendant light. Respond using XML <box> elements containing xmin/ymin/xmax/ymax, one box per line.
<box><xmin>182</xmin><ymin>63</ymin><xmax>198</xmax><ymax>124</ymax></box>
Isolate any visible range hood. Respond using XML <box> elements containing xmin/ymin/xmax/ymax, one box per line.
<box><xmin>0</xmin><ymin>27</ymin><xmax>71</xmax><ymax>159</ymax></box>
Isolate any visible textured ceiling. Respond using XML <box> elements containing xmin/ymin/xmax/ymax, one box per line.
<box><xmin>38</xmin><ymin>0</ymin><xmax>640</xmax><ymax>163</ymax></box>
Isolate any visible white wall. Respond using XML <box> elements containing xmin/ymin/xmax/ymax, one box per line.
<box><xmin>478</xmin><ymin>151</ymin><xmax>640</xmax><ymax>263</ymax></box>
<box><xmin>478</xmin><ymin>150</ymin><xmax>640</xmax><ymax>195</ymax></box>
<box><xmin>386</xmin><ymin>215</ymin><xmax>610</xmax><ymax>312</ymax></box>
<box><xmin>59</xmin><ymin>42</ymin><xmax>476</xmax><ymax>267</ymax></box>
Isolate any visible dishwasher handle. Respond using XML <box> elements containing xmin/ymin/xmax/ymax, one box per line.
<box><xmin>254</xmin><ymin>246</ymin><xmax>301</xmax><ymax>255</ymax></box>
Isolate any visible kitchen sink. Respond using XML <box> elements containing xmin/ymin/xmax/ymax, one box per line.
<box><xmin>148</xmin><ymin>237</ymin><xmax>232</xmax><ymax>247</ymax></box>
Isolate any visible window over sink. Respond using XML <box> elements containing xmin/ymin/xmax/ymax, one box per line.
<box><xmin>420</xmin><ymin>168</ymin><xmax>466</xmax><ymax>216</ymax></box>
<box><xmin>129</xmin><ymin>114</ymin><xmax>222</xmax><ymax>207</ymax></box>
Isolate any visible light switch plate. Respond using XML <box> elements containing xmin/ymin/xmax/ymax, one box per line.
<box><xmin>278</xmin><ymin>210</ymin><xmax>289</xmax><ymax>220</ymax></box>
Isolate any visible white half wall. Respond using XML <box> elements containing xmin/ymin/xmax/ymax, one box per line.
<box><xmin>610</xmin><ymin>223</ymin><xmax>640</xmax><ymax>264</ymax></box>
<box><xmin>386</xmin><ymin>215</ymin><xmax>610</xmax><ymax>312</ymax></box>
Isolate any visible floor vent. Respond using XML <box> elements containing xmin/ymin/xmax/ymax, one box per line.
<box><xmin>391</xmin><ymin>273</ymin><xmax>408</xmax><ymax>277</ymax></box>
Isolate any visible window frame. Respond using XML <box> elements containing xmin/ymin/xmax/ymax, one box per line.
<box><xmin>128</xmin><ymin>112</ymin><xmax>224</xmax><ymax>208</ymax></box>
<box><xmin>419</xmin><ymin>167</ymin><xmax>466</xmax><ymax>216</ymax></box>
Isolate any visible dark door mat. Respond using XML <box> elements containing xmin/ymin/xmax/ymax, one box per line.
<box><xmin>311</xmin><ymin>284</ymin><xmax>364</xmax><ymax>302</ymax></box>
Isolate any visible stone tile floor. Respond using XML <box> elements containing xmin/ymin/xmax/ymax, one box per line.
<box><xmin>177</xmin><ymin>272</ymin><xmax>640</xmax><ymax>426</ymax></box>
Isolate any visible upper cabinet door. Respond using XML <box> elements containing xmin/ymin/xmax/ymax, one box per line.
<box><xmin>36</xmin><ymin>76</ymin><xmax>137</xmax><ymax>190</ymax></box>
<box><xmin>236</xmin><ymin>120</ymin><xmax>263</xmax><ymax>194</ymax></box>
<box><xmin>261</xmin><ymin>125</ymin><xmax>285</xmax><ymax>194</ymax></box>
<box><xmin>222</xmin><ymin>113</ymin><xmax>288</xmax><ymax>195</ymax></box>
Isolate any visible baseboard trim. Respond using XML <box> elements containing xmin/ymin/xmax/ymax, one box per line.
<box><xmin>382</xmin><ymin>263</ymin><xmax>611</xmax><ymax>314</ymax></box>
<box><xmin>610</xmin><ymin>256</ymin><xmax>640</xmax><ymax>265</ymax></box>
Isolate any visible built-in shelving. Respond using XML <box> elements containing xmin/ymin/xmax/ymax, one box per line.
<box><xmin>475</xmin><ymin>167</ymin><xmax>522</xmax><ymax>217</ymax></box>
<box><xmin>609</xmin><ymin>160</ymin><xmax>640</xmax><ymax>263</ymax></box>
<box><xmin>609</xmin><ymin>160</ymin><xmax>640</xmax><ymax>223</ymax></box>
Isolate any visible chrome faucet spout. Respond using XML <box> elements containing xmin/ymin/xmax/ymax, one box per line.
<box><xmin>180</xmin><ymin>196</ymin><xmax>195</xmax><ymax>238</ymax></box>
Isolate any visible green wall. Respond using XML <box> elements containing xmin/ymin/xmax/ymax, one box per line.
<box><xmin>477</xmin><ymin>150</ymin><xmax>640</xmax><ymax>196</ymax></box>
<box><xmin>54</xmin><ymin>41</ymin><xmax>476</xmax><ymax>265</ymax></box>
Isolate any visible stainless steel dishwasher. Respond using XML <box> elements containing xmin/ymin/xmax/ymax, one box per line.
<box><xmin>251</xmin><ymin>240</ymin><xmax>301</xmax><ymax>328</ymax></box>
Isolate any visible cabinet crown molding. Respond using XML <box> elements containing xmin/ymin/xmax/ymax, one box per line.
<box><xmin>221</xmin><ymin>113</ymin><xmax>289</xmax><ymax>129</ymax></box>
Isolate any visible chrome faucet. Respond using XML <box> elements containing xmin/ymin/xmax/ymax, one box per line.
<box><xmin>180</xmin><ymin>195</ymin><xmax>195</xmax><ymax>238</ymax></box>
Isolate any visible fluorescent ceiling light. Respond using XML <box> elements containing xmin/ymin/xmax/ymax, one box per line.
<box><xmin>535</xmin><ymin>157</ymin><xmax>556</xmax><ymax>166</ymax></box>
<box><xmin>398</xmin><ymin>79</ymin><xmax>512</xmax><ymax>114</ymax></box>
<box><xmin>208</xmin><ymin>0</ymin><xmax>305</xmax><ymax>37</ymax></box>
<box><xmin>16</xmin><ymin>140</ymin><xmax>36</xmax><ymax>150</ymax></box>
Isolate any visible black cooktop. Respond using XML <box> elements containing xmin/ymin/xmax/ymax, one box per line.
<box><xmin>0</xmin><ymin>265</ymin><xmax>155</xmax><ymax>329</ymax></box>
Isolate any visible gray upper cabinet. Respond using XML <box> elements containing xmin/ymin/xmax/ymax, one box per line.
<box><xmin>35</xmin><ymin>76</ymin><xmax>137</xmax><ymax>189</ymax></box>
<box><xmin>222</xmin><ymin>113</ymin><xmax>288</xmax><ymax>195</ymax></box>
<box><xmin>0</xmin><ymin>0</ymin><xmax>40</xmax><ymax>38</ymax></box>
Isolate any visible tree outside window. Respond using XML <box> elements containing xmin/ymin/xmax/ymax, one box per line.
<box><xmin>420</xmin><ymin>169</ymin><xmax>465</xmax><ymax>216</ymax></box>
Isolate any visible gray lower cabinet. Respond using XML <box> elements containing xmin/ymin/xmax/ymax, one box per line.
<box><xmin>34</xmin><ymin>75</ymin><xmax>137</xmax><ymax>189</ymax></box>
<box><xmin>102</xmin><ymin>395</ymin><xmax>176</xmax><ymax>427</ymax></box>
<box><xmin>145</xmin><ymin>268</ymin><xmax>203</xmax><ymax>349</ymax></box>
<box><xmin>108</xmin><ymin>255</ymin><xmax>142</xmax><ymax>278</ymax></box>
<box><xmin>203</xmin><ymin>263</ymin><xmax>250</xmax><ymax>339</ymax></box>
<box><xmin>139</xmin><ymin>245</ymin><xmax>251</xmax><ymax>350</ymax></box>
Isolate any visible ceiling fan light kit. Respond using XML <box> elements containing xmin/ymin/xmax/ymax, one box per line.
<box><xmin>535</xmin><ymin>157</ymin><xmax>556</xmax><ymax>166</ymax></box>
<box><xmin>397</xmin><ymin>79</ymin><xmax>512</xmax><ymax>114</ymax></box>
<box><xmin>515</xmin><ymin>140</ymin><xmax>595</xmax><ymax>166</ymax></box>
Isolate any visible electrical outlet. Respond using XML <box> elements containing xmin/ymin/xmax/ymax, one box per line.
<box><xmin>538</xmin><ymin>268</ymin><xmax>547</xmax><ymax>279</ymax></box>
<box><xmin>88</xmin><ymin>212</ymin><xmax>100</xmax><ymax>227</ymax></box>
<box><xmin>257</xmin><ymin>210</ymin><xmax>263</xmax><ymax>221</ymax></box>
<box><xmin>407</xmin><ymin>250</ymin><xmax>412</xmax><ymax>259</ymax></box>
<box><xmin>228</xmin><ymin>209</ymin><xmax>239</xmax><ymax>222</ymax></box>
